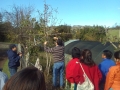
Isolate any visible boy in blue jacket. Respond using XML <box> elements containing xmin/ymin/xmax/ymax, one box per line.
<box><xmin>99</xmin><ymin>50</ymin><xmax>115</xmax><ymax>90</ymax></box>
<box><xmin>7</xmin><ymin>44</ymin><xmax>22</xmax><ymax>77</ymax></box>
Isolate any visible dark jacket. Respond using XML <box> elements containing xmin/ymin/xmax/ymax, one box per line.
<box><xmin>7</xmin><ymin>50</ymin><xmax>20</xmax><ymax>68</ymax></box>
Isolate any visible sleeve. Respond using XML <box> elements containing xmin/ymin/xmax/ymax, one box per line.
<box><xmin>73</xmin><ymin>63</ymin><xmax>84</xmax><ymax>84</ymax></box>
<box><xmin>98</xmin><ymin>63</ymin><xmax>106</xmax><ymax>76</ymax></box>
<box><xmin>44</xmin><ymin>45</ymin><xmax>55</xmax><ymax>53</ymax></box>
<box><xmin>104</xmin><ymin>67</ymin><xmax>115</xmax><ymax>90</ymax></box>
<box><xmin>11</xmin><ymin>53</ymin><xmax>20</xmax><ymax>62</ymax></box>
<box><xmin>66</xmin><ymin>61</ymin><xmax>75</xmax><ymax>83</ymax></box>
<box><xmin>0</xmin><ymin>74</ymin><xmax>8</xmax><ymax>90</ymax></box>
<box><xmin>97</xmin><ymin>67</ymin><xmax>102</xmax><ymax>82</ymax></box>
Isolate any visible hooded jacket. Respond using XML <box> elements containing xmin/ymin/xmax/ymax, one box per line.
<box><xmin>7</xmin><ymin>50</ymin><xmax>20</xmax><ymax>68</ymax></box>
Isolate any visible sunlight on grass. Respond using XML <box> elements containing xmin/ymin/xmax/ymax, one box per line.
<box><xmin>3</xmin><ymin>60</ymin><xmax>10</xmax><ymax>78</ymax></box>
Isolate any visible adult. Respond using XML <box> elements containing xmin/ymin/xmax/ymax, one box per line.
<box><xmin>98</xmin><ymin>50</ymin><xmax>115</xmax><ymax>89</ymax></box>
<box><xmin>3</xmin><ymin>67</ymin><xmax>46</xmax><ymax>90</ymax></box>
<box><xmin>7</xmin><ymin>44</ymin><xmax>22</xmax><ymax>76</ymax></box>
<box><xmin>0</xmin><ymin>58</ymin><xmax>8</xmax><ymax>90</ymax></box>
<box><xmin>44</xmin><ymin>38</ymin><xmax>64</xmax><ymax>89</ymax></box>
<box><xmin>66</xmin><ymin>48</ymin><xmax>102</xmax><ymax>90</ymax></box>
<box><xmin>105</xmin><ymin>50</ymin><xmax>120</xmax><ymax>90</ymax></box>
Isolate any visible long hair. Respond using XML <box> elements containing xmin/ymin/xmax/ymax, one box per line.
<box><xmin>81</xmin><ymin>49</ymin><xmax>95</xmax><ymax>66</ymax></box>
<box><xmin>3</xmin><ymin>67</ymin><xmax>46</xmax><ymax>90</ymax></box>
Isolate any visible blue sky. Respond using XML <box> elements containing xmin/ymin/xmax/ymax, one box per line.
<box><xmin>0</xmin><ymin>0</ymin><xmax>120</xmax><ymax>26</ymax></box>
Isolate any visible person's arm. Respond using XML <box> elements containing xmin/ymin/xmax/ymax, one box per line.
<box><xmin>44</xmin><ymin>41</ymin><xmax>55</xmax><ymax>53</ymax></box>
<box><xmin>44</xmin><ymin>45</ymin><xmax>55</xmax><ymax>53</ymax></box>
<box><xmin>11</xmin><ymin>53</ymin><xmax>21</xmax><ymax>62</ymax></box>
<box><xmin>0</xmin><ymin>73</ymin><xmax>8</xmax><ymax>90</ymax></box>
<box><xmin>72</xmin><ymin>62</ymin><xmax>84</xmax><ymax>84</ymax></box>
<box><xmin>104</xmin><ymin>67</ymin><xmax>115</xmax><ymax>90</ymax></box>
<box><xmin>97</xmin><ymin>66</ymin><xmax>102</xmax><ymax>82</ymax></box>
<box><xmin>98</xmin><ymin>63</ymin><xmax>106</xmax><ymax>77</ymax></box>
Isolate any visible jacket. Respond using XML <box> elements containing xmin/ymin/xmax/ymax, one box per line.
<box><xmin>0</xmin><ymin>71</ymin><xmax>8</xmax><ymax>90</ymax></box>
<box><xmin>104</xmin><ymin>62</ymin><xmax>120</xmax><ymax>90</ymax></box>
<box><xmin>66</xmin><ymin>58</ymin><xmax>102</xmax><ymax>90</ymax></box>
<box><xmin>7</xmin><ymin>50</ymin><xmax>20</xmax><ymax>68</ymax></box>
<box><xmin>98</xmin><ymin>58</ymin><xmax>115</xmax><ymax>83</ymax></box>
<box><xmin>44</xmin><ymin>45</ymin><xmax>64</xmax><ymax>63</ymax></box>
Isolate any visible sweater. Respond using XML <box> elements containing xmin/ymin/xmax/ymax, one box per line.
<box><xmin>7</xmin><ymin>50</ymin><xmax>20</xmax><ymax>68</ymax></box>
<box><xmin>44</xmin><ymin>45</ymin><xmax>64</xmax><ymax>63</ymax></box>
<box><xmin>66</xmin><ymin>58</ymin><xmax>102</xmax><ymax>90</ymax></box>
<box><xmin>104</xmin><ymin>63</ymin><xmax>120</xmax><ymax>90</ymax></box>
<box><xmin>98</xmin><ymin>58</ymin><xmax>115</xmax><ymax>83</ymax></box>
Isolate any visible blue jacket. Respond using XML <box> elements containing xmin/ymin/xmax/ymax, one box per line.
<box><xmin>98</xmin><ymin>58</ymin><xmax>115</xmax><ymax>82</ymax></box>
<box><xmin>0</xmin><ymin>71</ymin><xmax>8</xmax><ymax>90</ymax></box>
<box><xmin>7</xmin><ymin>50</ymin><xmax>20</xmax><ymax>68</ymax></box>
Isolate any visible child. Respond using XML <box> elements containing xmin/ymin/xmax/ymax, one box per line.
<box><xmin>105</xmin><ymin>50</ymin><xmax>120</xmax><ymax>90</ymax></box>
<box><xmin>99</xmin><ymin>50</ymin><xmax>115</xmax><ymax>90</ymax></box>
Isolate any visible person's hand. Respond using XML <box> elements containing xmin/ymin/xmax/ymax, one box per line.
<box><xmin>19</xmin><ymin>53</ymin><xmax>22</xmax><ymax>57</ymax></box>
<box><xmin>53</xmin><ymin>37</ymin><xmax>58</xmax><ymax>40</ymax></box>
<box><xmin>44</xmin><ymin>41</ymin><xmax>47</xmax><ymax>45</ymax></box>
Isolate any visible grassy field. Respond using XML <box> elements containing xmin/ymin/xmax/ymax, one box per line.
<box><xmin>108</xmin><ymin>29</ymin><xmax>119</xmax><ymax>36</ymax></box>
<box><xmin>3</xmin><ymin>60</ymin><xmax>10</xmax><ymax>78</ymax></box>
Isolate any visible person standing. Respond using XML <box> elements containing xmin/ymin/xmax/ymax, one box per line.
<box><xmin>66</xmin><ymin>48</ymin><xmax>102</xmax><ymax>90</ymax></box>
<box><xmin>105</xmin><ymin>50</ymin><xmax>120</xmax><ymax>90</ymax></box>
<box><xmin>0</xmin><ymin>58</ymin><xmax>8</xmax><ymax>90</ymax></box>
<box><xmin>44</xmin><ymin>39</ymin><xmax>64</xmax><ymax>89</ymax></box>
<box><xmin>7</xmin><ymin>44</ymin><xmax>22</xmax><ymax>77</ymax></box>
<box><xmin>98</xmin><ymin>50</ymin><xmax>115</xmax><ymax>90</ymax></box>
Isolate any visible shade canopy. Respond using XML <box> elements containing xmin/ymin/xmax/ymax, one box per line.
<box><xmin>65</xmin><ymin>40</ymin><xmax>117</xmax><ymax>65</ymax></box>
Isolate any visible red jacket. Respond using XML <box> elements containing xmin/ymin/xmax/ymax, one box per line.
<box><xmin>66</xmin><ymin>58</ymin><xmax>102</xmax><ymax>90</ymax></box>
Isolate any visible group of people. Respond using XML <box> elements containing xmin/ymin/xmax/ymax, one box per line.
<box><xmin>66</xmin><ymin>48</ymin><xmax>120</xmax><ymax>90</ymax></box>
<box><xmin>0</xmin><ymin>37</ymin><xmax>120</xmax><ymax>90</ymax></box>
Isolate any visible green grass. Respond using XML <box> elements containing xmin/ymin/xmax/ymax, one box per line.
<box><xmin>3</xmin><ymin>60</ymin><xmax>10</xmax><ymax>78</ymax></box>
<box><xmin>108</xmin><ymin>29</ymin><xmax>119</xmax><ymax>37</ymax></box>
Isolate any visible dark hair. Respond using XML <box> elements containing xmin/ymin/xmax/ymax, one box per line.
<box><xmin>72</xmin><ymin>47</ymin><xmax>81</xmax><ymax>59</ymax></box>
<box><xmin>103</xmin><ymin>50</ymin><xmax>113</xmax><ymax>59</ymax></box>
<box><xmin>56</xmin><ymin>39</ymin><xmax>64</xmax><ymax>46</ymax></box>
<box><xmin>3</xmin><ymin>67</ymin><xmax>46</xmax><ymax>90</ymax></box>
<box><xmin>81</xmin><ymin>49</ymin><xmax>95</xmax><ymax>66</ymax></box>
<box><xmin>9</xmin><ymin>44</ymin><xmax>16</xmax><ymax>50</ymax></box>
<box><xmin>114</xmin><ymin>50</ymin><xmax>120</xmax><ymax>60</ymax></box>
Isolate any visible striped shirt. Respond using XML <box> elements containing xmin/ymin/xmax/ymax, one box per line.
<box><xmin>44</xmin><ymin>45</ymin><xmax>64</xmax><ymax>63</ymax></box>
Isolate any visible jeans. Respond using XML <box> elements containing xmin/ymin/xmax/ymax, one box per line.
<box><xmin>9</xmin><ymin>67</ymin><xmax>17</xmax><ymax>77</ymax></box>
<box><xmin>53</xmin><ymin>61</ymin><xmax>64</xmax><ymax>87</ymax></box>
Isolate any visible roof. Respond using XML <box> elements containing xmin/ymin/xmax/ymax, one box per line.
<box><xmin>65</xmin><ymin>40</ymin><xmax>117</xmax><ymax>64</ymax></box>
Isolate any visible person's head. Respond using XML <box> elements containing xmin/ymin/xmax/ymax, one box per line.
<box><xmin>114</xmin><ymin>50</ymin><xmax>120</xmax><ymax>62</ymax></box>
<box><xmin>81</xmin><ymin>49</ymin><xmax>95</xmax><ymax>66</ymax></box>
<box><xmin>3</xmin><ymin>67</ymin><xmax>46</xmax><ymax>90</ymax></box>
<box><xmin>9</xmin><ymin>44</ymin><xmax>17</xmax><ymax>51</ymax></box>
<box><xmin>102</xmin><ymin>50</ymin><xmax>113</xmax><ymax>59</ymax></box>
<box><xmin>56</xmin><ymin>39</ymin><xmax>64</xmax><ymax>46</ymax></box>
<box><xmin>72</xmin><ymin>47</ymin><xmax>81</xmax><ymax>59</ymax></box>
